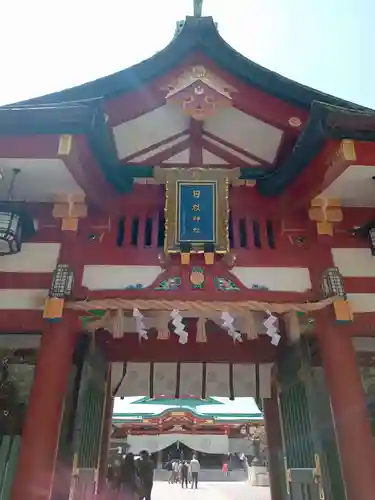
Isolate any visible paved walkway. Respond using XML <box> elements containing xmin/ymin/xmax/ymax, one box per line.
<box><xmin>152</xmin><ymin>481</ymin><xmax>271</xmax><ymax>500</ymax></box>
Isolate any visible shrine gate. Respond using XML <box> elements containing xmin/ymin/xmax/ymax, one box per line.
<box><xmin>0</xmin><ymin>9</ymin><xmax>374</xmax><ymax>500</ymax></box>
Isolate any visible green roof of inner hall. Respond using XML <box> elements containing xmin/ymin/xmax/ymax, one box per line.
<box><xmin>112</xmin><ymin>396</ymin><xmax>264</xmax><ymax>424</ymax></box>
<box><xmin>1</xmin><ymin>17</ymin><xmax>375</xmax><ymax>197</ymax></box>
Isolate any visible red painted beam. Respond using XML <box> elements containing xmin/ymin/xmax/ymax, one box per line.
<box><xmin>157</xmin><ymin>162</ymin><xmax>233</xmax><ymax>168</ymax></box>
<box><xmin>344</xmin><ymin>278</ymin><xmax>375</xmax><ymax>294</ymax></box>
<box><xmin>135</xmin><ymin>138</ymin><xmax>190</xmax><ymax>165</ymax></box>
<box><xmin>284</xmin><ymin>140</ymin><xmax>339</xmax><ymax>209</ymax></box>
<box><xmin>0</xmin><ymin>133</ymin><xmax>119</xmax><ymax>213</ymax></box>
<box><xmin>96</xmin><ymin>328</ymin><xmax>277</xmax><ymax>363</ymax></box>
<box><xmin>353</xmin><ymin>141</ymin><xmax>375</xmax><ymax>165</ymax></box>
<box><xmin>202</xmin><ymin>138</ymin><xmax>255</xmax><ymax>168</ymax></box>
<box><xmin>0</xmin><ymin>135</ymin><xmax>60</xmax><ymax>158</ymax></box>
<box><xmin>203</xmin><ymin>131</ymin><xmax>270</xmax><ymax>166</ymax></box>
<box><xmin>189</xmin><ymin>119</ymin><xmax>203</xmax><ymax>166</ymax></box>
<box><xmin>0</xmin><ymin>310</ymin><xmax>81</xmax><ymax>334</ymax></box>
<box><xmin>105</xmin><ymin>84</ymin><xmax>167</xmax><ymax>127</ymax></box>
<box><xmin>62</xmin><ymin>136</ymin><xmax>120</xmax><ymax>213</ymax></box>
<box><xmin>122</xmin><ymin>130</ymin><xmax>188</xmax><ymax>162</ymax></box>
<box><xmin>284</xmin><ymin>140</ymin><xmax>375</xmax><ymax>211</ymax></box>
<box><xmin>0</xmin><ymin>273</ymin><xmax>51</xmax><ymax>289</ymax></box>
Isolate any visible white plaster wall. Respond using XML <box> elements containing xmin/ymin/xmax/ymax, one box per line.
<box><xmin>347</xmin><ymin>293</ymin><xmax>375</xmax><ymax>313</ymax></box>
<box><xmin>331</xmin><ymin>248</ymin><xmax>375</xmax><ymax>277</ymax></box>
<box><xmin>231</xmin><ymin>267</ymin><xmax>311</xmax><ymax>292</ymax></box>
<box><xmin>112</xmin><ymin>105</ymin><xmax>188</xmax><ymax>159</ymax></box>
<box><xmin>0</xmin><ymin>289</ymin><xmax>47</xmax><ymax>309</ymax></box>
<box><xmin>0</xmin><ymin>243</ymin><xmax>60</xmax><ymax>273</ymax></box>
<box><xmin>82</xmin><ymin>265</ymin><xmax>163</xmax><ymax>290</ymax></box>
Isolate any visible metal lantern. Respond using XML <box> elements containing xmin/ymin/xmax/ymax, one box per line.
<box><xmin>322</xmin><ymin>267</ymin><xmax>346</xmax><ymax>299</ymax></box>
<box><xmin>49</xmin><ymin>264</ymin><xmax>74</xmax><ymax>298</ymax></box>
<box><xmin>0</xmin><ymin>211</ymin><xmax>22</xmax><ymax>255</ymax></box>
<box><xmin>369</xmin><ymin>227</ymin><xmax>375</xmax><ymax>256</ymax></box>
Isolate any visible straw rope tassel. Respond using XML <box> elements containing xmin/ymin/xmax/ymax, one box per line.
<box><xmin>156</xmin><ymin>314</ymin><xmax>170</xmax><ymax>340</ymax></box>
<box><xmin>196</xmin><ymin>317</ymin><xmax>207</xmax><ymax>343</ymax></box>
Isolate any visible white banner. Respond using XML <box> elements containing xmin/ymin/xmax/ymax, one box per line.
<box><xmin>228</xmin><ymin>438</ymin><xmax>253</xmax><ymax>454</ymax></box>
<box><xmin>126</xmin><ymin>434</ymin><xmax>229</xmax><ymax>454</ymax></box>
<box><xmin>153</xmin><ymin>363</ymin><xmax>177</xmax><ymax>397</ymax></box>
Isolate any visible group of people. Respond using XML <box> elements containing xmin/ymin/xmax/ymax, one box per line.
<box><xmin>166</xmin><ymin>455</ymin><xmax>200</xmax><ymax>489</ymax></box>
<box><xmin>108</xmin><ymin>450</ymin><xmax>154</xmax><ymax>500</ymax></box>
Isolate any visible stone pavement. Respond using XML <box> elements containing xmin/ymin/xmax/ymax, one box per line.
<box><xmin>152</xmin><ymin>481</ymin><xmax>271</xmax><ymax>500</ymax></box>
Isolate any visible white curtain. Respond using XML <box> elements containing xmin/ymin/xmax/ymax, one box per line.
<box><xmin>233</xmin><ymin>364</ymin><xmax>256</xmax><ymax>397</ymax></box>
<box><xmin>126</xmin><ymin>434</ymin><xmax>229</xmax><ymax>454</ymax></box>
<box><xmin>127</xmin><ymin>435</ymin><xmax>178</xmax><ymax>454</ymax></box>
<box><xmin>153</xmin><ymin>363</ymin><xmax>177</xmax><ymax>397</ymax></box>
<box><xmin>111</xmin><ymin>361</ymin><xmax>273</xmax><ymax>398</ymax></box>
<box><xmin>206</xmin><ymin>363</ymin><xmax>230</xmax><ymax>396</ymax></box>
<box><xmin>119</xmin><ymin>363</ymin><xmax>150</xmax><ymax>397</ymax></box>
<box><xmin>179</xmin><ymin>363</ymin><xmax>203</xmax><ymax>396</ymax></box>
<box><xmin>179</xmin><ymin>434</ymin><xmax>229</xmax><ymax>454</ymax></box>
<box><xmin>228</xmin><ymin>438</ymin><xmax>253</xmax><ymax>454</ymax></box>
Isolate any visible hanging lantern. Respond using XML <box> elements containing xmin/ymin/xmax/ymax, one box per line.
<box><xmin>0</xmin><ymin>211</ymin><xmax>22</xmax><ymax>255</ymax></box>
<box><xmin>369</xmin><ymin>228</ymin><xmax>375</xmax><ymax>256</ymax></box>
<box><xmin>321</xmin><ymin>267</ymin><xmax>346</xmax><ymax>299</ymax></box>
<box><xmin>321</xmin><ymin>267</ymin><xmax>352</xmax><ymax>323</ymax></box>
<box><xmin>43</xmin><ymin>264</ymin><xmax>74</xmax><ymax>322</ymax></box>
<box><xmin>50</xmin><ymin>264</ymin><xmax>74</xmax><ymax>298</ymax></box>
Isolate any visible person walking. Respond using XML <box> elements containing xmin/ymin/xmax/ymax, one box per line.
<box><xmin>172</xmin><ymin>460</ymin><xmax>179</xmax><ymax>484</ymax></box>
<box><xmin>222</xmin><ymin>461</ymin><xmax>229</xmax><ymax>477</ymax></box>
<box><xmin>180</xmin><ymin>461</ymin><xmax>188</xmax><ymax>488</ymax></box>
<box><xmin>136</xmin><ymin>450</ymin><xmax>154</xmax><ymax>500</ymax></box>
<box><xmin>190</xmin><ymin>455</ymin><xmax>200</xmax><ymax>489</ymax></box>
<box><xmin>119</xmin><ymin>453</ymin><xmax>137</xmax><ymax>499</ymax></box>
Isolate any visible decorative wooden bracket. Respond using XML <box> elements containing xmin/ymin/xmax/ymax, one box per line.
<box><xmin>333</xmin><ymin>298</ymin><xmax>353</xmax><ymax>323</ymax></box>
<box><xmin>53</xmin><ymin>194</ymin><xmax>87</xmax><ymax>232</ymax></box>
<box><xmin>308</xmin><ymin>197</ymin><xmax>342</xmax><ymax>236</ymax></box>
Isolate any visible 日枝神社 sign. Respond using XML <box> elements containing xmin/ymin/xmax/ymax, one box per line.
<box><xmin>161</xmin><ymin>167</ymin><xmax>232</xmax><ymax>254</ymax></box>
<box><xmin>177</xmin><ymin>181</ymin><xmax>216</xmax><ymax>244</ymax></box>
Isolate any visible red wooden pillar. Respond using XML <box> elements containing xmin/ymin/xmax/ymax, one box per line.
<box><xmin>315</xmin><ymin>311</ymin><xmax>375</xmax><ymax>500</ymax></box>
<box><xmin>263</xmin><ymin>394</ymin><xmax>284</xmax><ymax>500</ymax></box>
<box><xmin>11</xmin><ymin>316</ymin><xmax>78</xmax><ymax>500</ymax></box>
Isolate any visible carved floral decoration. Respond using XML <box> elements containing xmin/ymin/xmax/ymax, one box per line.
<box><xmin>214</xmin><ymin>276</ymin><xmax>240</xmax><ymax>291</ymax></box>
<box><xmin>163</xmin><ymin>65</ymin><xmax>237</xmax><ymax>120</ymax></box>
<box><xmin>154</xmin><ymin>277</ymin><xmax>181</xmax><ymax>291</ymax></box>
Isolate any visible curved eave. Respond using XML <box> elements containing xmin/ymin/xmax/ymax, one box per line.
<box><xmin>15</xmin><ymin>17</ymin><xmax>368</xmax><ymax>112</ymax></box>
<box><xmin>256</xmin><ymin>102</ymin><xmax>375</xmax><ymax>196</ymax></box>
<box><xmin>0</xmin><ymin>100</ymin><xmax>152</xmax><ymax>193</ymax></box>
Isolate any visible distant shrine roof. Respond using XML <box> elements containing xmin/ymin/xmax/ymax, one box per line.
<box><xmin>113</xmin><ymin>396</ymin><xmax>264</xmax><ymax>422</ymax></box>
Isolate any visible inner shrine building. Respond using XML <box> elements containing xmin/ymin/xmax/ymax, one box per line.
<box><xmin>1</xmin><ymin>8</ymin><xmax>375</xmax><ymax>500</ymax></box>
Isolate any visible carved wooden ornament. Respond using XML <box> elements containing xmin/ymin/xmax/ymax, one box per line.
<box><xmin>163</xmin><ymin>66</ymin><xmax>236</xmax><ymax>120</ymax></box>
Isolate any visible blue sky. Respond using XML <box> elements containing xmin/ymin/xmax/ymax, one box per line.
<box><xmin>1</xmin><ymin>0</ymin><xmax>374</xmax><ymax>107</ymax></box>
